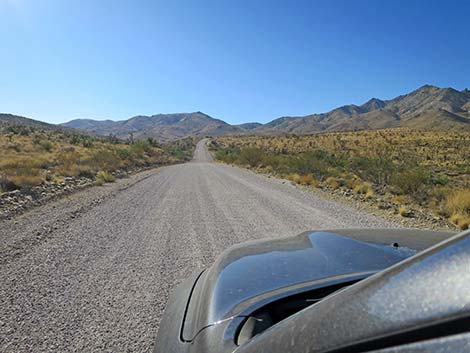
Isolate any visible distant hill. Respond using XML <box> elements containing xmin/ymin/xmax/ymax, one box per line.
<box><xmin>254</xmin><ymin>85</ymin><xmax>470</xmax><ymax>134</ymax></box>
<box><xmin>63</xmin><ymin>112</ymin><xmax>243</xmax><ymax>142</ymax></box>
<box><xmin>236</xmin><ymin>122</ymin><xmax>263</xmax><ymax>130</ymax></box>
<box><xmin>0</xmin><ymin>113</ymin><xmax>82</xmax><ymax>134</ymax></box>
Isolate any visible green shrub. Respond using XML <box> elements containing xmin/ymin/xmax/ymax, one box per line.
<box><xmin>82</xmin><ymin>139</ymin><xmax>93</xmax><ymax>148</ymax></box>
<box><xmin>430</xmin><ymin>173</ymin><xmax>449</xmax><ymax>186</ymax></box>
<box><xmin>70</xmin><ymin>135</ymin><xmax>81</xmax><ymax>145</ymax></box>
<box><xmin>349</xmin><ymin>156</ymin><xmax>394</xmax><ymax>185</ymax></box>
<box><xmin>40</xmin><ymin>140</ymin><xmax>53</xmax><ymax>152</ymax></box>
<box><xmin>390</xmin><ymin>168</ymin><xmax>430</xmax><ymax>195</ymax></box>
<box><xmin>239</xmin><ymin>147</ymin><xmax>264</xmax><ymax>167</ymax></box>
<box><xmin>214</xmin><ymin>147</ymin><xmax>240</xmax><ymax>164</ymax></box>
<box><xmin>117</xmin><ymin>148</ymin><xmax>131</xmax><ymax>159</ymax></box>
<box><xmin>131</xmin><ymin>140</ymin><xmax>152</xmax><ymax>153</ymax></box>
<box><xmin>96</xmin><ymin>170</ymin><xmax>116</xmax><ymax>184</ymax></box>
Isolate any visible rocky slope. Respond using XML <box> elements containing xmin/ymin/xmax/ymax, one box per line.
<box><xmin>0</xmin><ymin>114</ymin><xmax>82</xmax><ymax>134</ymax></box>
<box><xmin>254</xmin><ymin>85</ymin><xmax>470</xmax><ymax>134</ymax></box>
<box><xmin>63</xmin><ymin>112</ymin><xmax>243</xmax><ymax>142</ymax></box>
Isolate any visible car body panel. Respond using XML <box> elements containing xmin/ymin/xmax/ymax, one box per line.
<box><xmin>235</xmin><ymin>231</ymin><xmax>470</xmax><ymax>353</ymax></box>
<box><xmin>182</xmin><ymin>231</ymin><xmax>417</xmax><ymax>342</ymax></box>
<box><xmin>154</xmin><ymin>228</ymin><xmax>456</xmax><ymax>353</ymax></box>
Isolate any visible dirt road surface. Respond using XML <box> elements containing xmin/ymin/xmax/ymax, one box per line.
<box><xmin>0</xmin><ymin>139</ymin><xmax>397</xmax><ymax>352</ymax></box>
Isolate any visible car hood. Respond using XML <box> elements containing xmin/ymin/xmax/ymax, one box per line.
<box><xmin>182</xmin><ymin>229</ymin><xmax>452</xmax><ymax>342</ymax></box>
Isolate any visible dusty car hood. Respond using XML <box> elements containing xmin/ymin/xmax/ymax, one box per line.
<box><xmin>182</xmin><ymin>230</ymin><xmax>426</xmax><ymax>341</ymax></box>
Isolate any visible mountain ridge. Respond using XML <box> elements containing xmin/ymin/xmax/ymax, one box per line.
<box><xmin>254</xmin><ymin>85</ymin><xmax>470</xmax><ymax>134</ymax></box>
<box><xmin>3</xmin><ymin>84</ymin><xmax>469</xmax><ymax>141</ymax></box>
<box><xmin>63</xmin><ymin>111</ymin><xmax>243</xmax><ymax>142</ymax></box>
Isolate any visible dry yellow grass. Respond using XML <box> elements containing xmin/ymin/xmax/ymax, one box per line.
<box><xmin>365</xmin><ymin>189</ymin><xmax>375</xmax><ymax>200</ymax></box>
<box><xmin>446</xmin><ymin>189</ymin><xmax>470</xmax><ymax>229</ymax></box>
<box><xmin>446</xmin><ymin>189</ymin><xmax>470</xmax><ymax>215</ymax></box>
<box><xmin>325</xmin><ymin>176</ymin><xmax>342</xmax><ymax>190</ymax></box>
<box><xmin>0</xmin><ymin>129</ymin><xmax>181</xmax><ymax>191</ymax></box>
<box><xmin>287</xmin><ymin>173</ymin><xmax>301</xmax><ymax>183</ymax></box>
<box><xmin>392</xmin><ymin>195</ymin><xmax>410</xmax><ymax>205</ymax></box>
<box><xmin>298</xmin><ymin>174</ymin><xmax>318</xmax><ymax>186</ymax></box>
<box><xmin>353</xmin><ymin>182</ymin><xmax>372</xmax><ymax>195</ymax></box>
<box><xmin>399</xmin><ymin>206</ymin><xmax>411</xmax><ymax>217</ymax></box>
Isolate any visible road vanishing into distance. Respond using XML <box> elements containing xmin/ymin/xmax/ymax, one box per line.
<box><xmin>0</xmin><ymin>139</ymin><xmax>396</xmax><ymax>352</ymax></box>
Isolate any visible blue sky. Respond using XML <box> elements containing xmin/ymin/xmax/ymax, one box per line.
<box><xmin>1</xmin><ymin>0</ymin><xmax>469</xmax><ymax>124</ymax></box>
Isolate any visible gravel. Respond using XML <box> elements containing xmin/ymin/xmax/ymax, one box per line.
<box><xmin>0</xmin><ymin>139</ymin><xmax>398</xmax><ymax>352</ymax></box>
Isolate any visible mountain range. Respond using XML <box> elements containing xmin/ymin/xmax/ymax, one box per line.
<box><xmin>255</xmin><ymin>85</ymin><xmax>470</xmax><ymax>134</ymax></box>
<box><xmin>2</xmin><ymin>85</ymin><xmax>469</xmax><ymax>141</ymax></box>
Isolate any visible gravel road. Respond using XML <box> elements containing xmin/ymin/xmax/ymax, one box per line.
<box><xmin>0</xmin><ymin>139</ymin><xmax>398</xmax><ymax>352</ymax></box>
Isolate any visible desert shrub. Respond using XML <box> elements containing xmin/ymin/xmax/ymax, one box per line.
<box><xmin>325</xmin><ymin>176</ymin><xmax>343</xmax><ymax>190</ymax></box>
<box><xmin>349</xmin><ymin>156</ymin><xmax>394</xmax><ymax>185</ymax></box>
<box><xmin>77</xmin><ymin>166</ymin><xmax>95</xmax><ymax>179</ymax></box>
<box><xmin>428</xmin><ymin>186</ymin><xmax>452</xmax><ymax>216</ymax></box>
<box><xmin>353</xmin><ymin>181</ymin><xmax>373</xmax><ymax>195</ymax></box>
<box><xmin>167</xmin><ymin>147</ymin><xmax>186</xmax><ymax>160</ymax></box>
<box><xmin>90</xmin><ymin>149</ymin><xmax>122</xmax><ymax>171</ymax></box>
<box><xmin>365</xmin><ymin>189</ymin><xmax>374</xmax><ymax>200</ymax></box>
<box><xmin>287</xmin><ymin>150</ymin><xmax>345</xmax><ymax>177</ymax></box>
<box><xmin>430</xmin><ymin>173</ymin><xmax>449</xmax><ymax>186</ymax></box>
<box><xmin>446</xmin><ymin>189</ymin><xmax>470</xmax><ymax>230</ymax></box>
<box><xmin>96</xmin><ymin>170</ymin><xmax>116</xmax><ymax>184</ymax></box>
<box><xmin>70</xmin><ymin>135</ymin><xmax>81</xmax><ymax>145</ymax></box>
<box><xmin>82</xmin><ymin>139</ymin><xmax>93</xmax><ymax>148</ymax></box>
<box><xmin>117</xmin><ymin>148</ymin><xmax>131</xmax><ymax>159</ymax></box>
<box><xmin>55</xmin><ymin>151</ymin><xmax>83</xmax><ymax>176</ymax></box>
<box><xmin>261</xmin><ymin>154</ymin><xmax>293</xmax><ymax>175</ymax></box>
<box><xmin>8</xmin><ymin>175</ymin><xmax>44</xmax><ymax>188</ymax></box>
<box><xmin>0</xmin><ymin>156</ymin><xmax>49</xmax><ymax>189</ymax></box>
<box><xmin>214</xmin><ymin>147</ymin><xmax>240</xmax><ymax>164</ymax></box>
<box><xmin>287</xmin><ymin>173</ymin><xmax>301</xmax><ymax>183</ymax></box>
<box><xmin>94</xmin><ymin>178</ymin><xmax>105</xmax><ymax>186</ymax></box>
<box><xmin>146</xmin><ymin>137</ymin><xmax>160</xmax><ymax>148</ymax></box>
<box><xmin>390</xmin><ymin>168</ymin><xmax>430</xmax><ymax>196</ymax></box>
<box><xmin>399</xmin><ymin>206</ymin><xmax>411</xmax><ymax>217</ymax></box>
<box><xmin>297</xmin><ymin>174</ymin><xmax>317</xmax><ymax>186</ymax></box>
<box><xmin>131</xmin><ymin>140</ymin><xmax>152</xmax><ymax>154</ymax></box>
<box><xmin>450</xmin><ymin>214</ymin><xmax>470</xmax><ymax>230</ymax></box>
<box><xmin>239</xmin><ymin>147</ymin><xmax>264</xmax><ymax>167</ymax></box>
<box><xmin>40</xmin><ymin>140</ymin><xmax>53</xmax><ymax>152</ymax></box>
<box><xmin>446</xmin><ymin>189</ymin><xmax>470</xmax><ymax>216</ymax></box>
<box><xmin>392</xmin><ymin>195</ymin><xmax>410</xmax><ymax>205</ymax></box>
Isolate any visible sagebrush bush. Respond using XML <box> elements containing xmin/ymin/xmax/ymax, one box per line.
<box><xmin>390</xmin><ymin>168</ymin><xmax>430</xmax><ymax>195</ymax></box>
<box><xmin>40</xmin><ymin>140</ymin><xmax>53</xmax><ymax>152</ymax></box>
<box><xmin>325</xmin><ymin>176</ymin><xmax>342</xmax><ymax>190</ymax></box>
<box><xmin>297</xmin><ymin>174</ymin><xmax>317</xmax><ymax>186</ymax></box>
<box><xmin>392</xmin><ymin>195</ymin><xmax>410</xmax><ymax>205</ymax></box>
<box><xmin>239</xmin><ymin>147</ymin><xmax>264</xmax><ymax>167</ymax></box>
<box><xmin>287</xmin><ymin>173</ymin><xmax>301</xmax><ymax>183</ymax></box>
<box><xmin>353</xmin><ymin>182</ymin><xmax>372</xmax><ymax>195</ymax></box>
<box><xmin>96</xmin><ymin>170</ymin><xmax>116</xmax><ymax>183</ymax></box>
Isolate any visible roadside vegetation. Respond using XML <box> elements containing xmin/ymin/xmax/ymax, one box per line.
<box><xmin>212</xmin><ymin>129</ymin><xmax>470</xmax><ymax>230</ymax></box>
<box><xmin>0</xmin><ymin>125</ymin><xmax>194</xmax><ymax>193</ymax></box>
